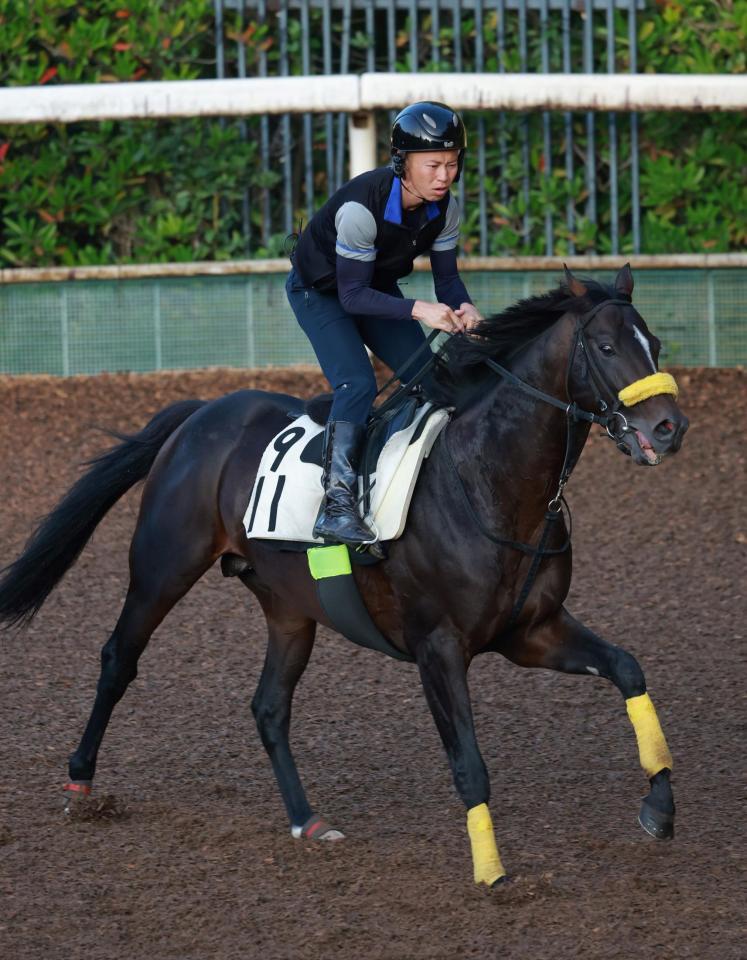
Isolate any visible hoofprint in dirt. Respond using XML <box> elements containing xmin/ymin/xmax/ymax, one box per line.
<box><xmin>0</xmin><ymin>367</ymin><xmax>744</xmax><ymax>960</ymax></box>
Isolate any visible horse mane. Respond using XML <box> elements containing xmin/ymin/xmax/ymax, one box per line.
<box><xmin>445</xmin><ymin>277</ymin><xmax>621</xmax><ymax>369</ymax></box>
<box><xmin>431</xmin><ymin>277</ymin><xmax>622</xmax><ymax>407</ymax></box>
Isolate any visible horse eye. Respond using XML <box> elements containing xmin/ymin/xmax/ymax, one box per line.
<box><xmin>599</xmin><ymin>344</ymin><xmax>615</xmax><ymax>356</ymax></box>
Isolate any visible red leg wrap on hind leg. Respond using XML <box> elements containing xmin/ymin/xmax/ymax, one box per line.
<box><xmin>63</xmin><ymin>782</ymin><xmax>92</xmax><ymax>796</ymax></box>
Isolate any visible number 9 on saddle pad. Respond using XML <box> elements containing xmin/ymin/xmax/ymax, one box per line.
<box><xmin>243</xmin><ymin>402</ymin><xmax>449</xmax><ymax>544</ymax></box>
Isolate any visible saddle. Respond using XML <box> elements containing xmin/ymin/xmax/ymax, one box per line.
<box><xmin>242</xmin><ymin>387</ymin><xmax>450</xmax><ymax>552</ymax></box>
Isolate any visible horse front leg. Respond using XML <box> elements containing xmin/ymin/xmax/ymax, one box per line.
<box><xmin>503</xmin><ymin>606</ymin><xmax>675</xmax><ymax>839</ymax></box>
<box><xmin>415</xmin><ymin>632</ymin><xmax>508</xmax><ymax>887</ymax></box>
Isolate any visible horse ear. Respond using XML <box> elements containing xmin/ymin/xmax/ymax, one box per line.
<box><xmin>563</xmin><ymin>264</ymin><xmax>588</xmax><ymax>298</ymax></box>
<box><xmin>615</xmin><ymin>262</ymin><xmax>634</xmax><ymax>297</ymax></box>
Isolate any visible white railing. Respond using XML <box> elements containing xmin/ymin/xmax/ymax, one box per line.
<box><xmin>2</xmin><ymin>73</ymin><xmax>745</xmax><ymax>178</ymax></box>
<box><xmin>2</xmin><ymin>73</ymin><xmax>746</xmax><ymax>123</ymax></box>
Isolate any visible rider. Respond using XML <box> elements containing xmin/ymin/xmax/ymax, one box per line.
<box><xmin>286</xmin><ymin>101</ymin><xmax>482</xmax><ymax>553</ymax></box>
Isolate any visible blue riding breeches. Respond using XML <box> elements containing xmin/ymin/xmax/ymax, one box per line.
<box><xmin>286</xmin><ymin>267</ymin><xmax>429</xmax><ymax>425</ymax></box>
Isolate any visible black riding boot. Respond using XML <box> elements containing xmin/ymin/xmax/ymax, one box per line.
<box><xmin>313</xmin><ymin>420</ymin><xmax>379</xmax><ymax>551</ymax></box>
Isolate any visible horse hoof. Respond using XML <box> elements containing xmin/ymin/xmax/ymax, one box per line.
<box><xmin>317</xmin><ymin>828</ymin><xmax>345</xmax><ymax>841</ymax></box>
<box><xmin>63</xmin><ymin>781</ymin><xmax>92</xmax><ymax>814</ymax></box>
<box><xmin>292</xmin><ymin>814</ymin><xmax>345</xmax><ymax>841</ymax></box>
<box><xmin>490</xmin><ymin>875</ymin><xmax>512</xmax><ymax>888</ymax></box>
<box><xmin>638</xmin><ymin>797</ymin><xmax>674</xmax><ymax>840</ymax></box>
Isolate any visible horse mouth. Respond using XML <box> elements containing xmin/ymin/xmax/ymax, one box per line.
<box><xmin>624</xmin><ymin>429</ymin><xmax>662</xmax><ymax>466</ymax></box>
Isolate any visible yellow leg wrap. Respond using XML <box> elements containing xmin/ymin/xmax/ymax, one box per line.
<box><xmin>466</xmin><ymin>804</ymin><xmax>506</xmax><ymax>886</ymax></box>
<box><xmin>626</xmin><ymin>692</ymin><xmax>673</xmax><ymax>777</ymax></box>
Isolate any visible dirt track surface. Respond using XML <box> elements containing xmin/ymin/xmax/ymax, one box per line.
<box><xmin>0</xmin><ymin>366</ymin><xmax>744</xmax><ymax>960</ymax></box>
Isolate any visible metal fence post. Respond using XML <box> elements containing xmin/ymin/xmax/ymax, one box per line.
<box><xmin>607</xmin><ymin>0</ymin><xmax>619</xmax><ymax>255</ymax></box>
<box><xmin>584</xmin><ymin>0</ymin><xmax>597</xmax><ymax>243</ymax></box>
<box><xmin>706</xmin><ymin>270</ymin><xmax>718</xmax><ymax>366</ymax></box>
<box><xmin>153</xmin><ymin>281</ymin><xmax>162</xmax><ymax>371</ymax></box>
<box><xmin>246</xmin><ymin>278</ymin><xmax>256</xmax><ymax>368</ymax></box>
<box><xmin>562</xmin><ymin>0</ymin><xmax>575</xmax><ymax>254</ymax></box>
<box><xmin>629</xmin><ymin>0</ymin><xmax>641</xmax><ymax>253</ymax></box>
<box><xmin>60</xmin><ymin>285</ymin><xmax>70</xmax><ymax>376</ymax></box>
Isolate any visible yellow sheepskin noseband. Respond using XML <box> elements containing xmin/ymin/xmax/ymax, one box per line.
<box><xmin>618</xmin><ymin>372</ymin><xmax>678</xmax><ymax>407</ymax></box>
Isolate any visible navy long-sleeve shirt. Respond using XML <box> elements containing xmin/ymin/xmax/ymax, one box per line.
<box><xmin>336</xmin><ymin>247</ymin><xmax>471</xmax><ymax>321</ymax></box>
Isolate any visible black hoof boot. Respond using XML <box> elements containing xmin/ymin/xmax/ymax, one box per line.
<box><xmin>638</xmin><ymin>797</ymin><xmax>674</xmax><ymax>840</ymax></box>
<box><xmin>638</xmin><ymin>767</ymin><xmax>675</xmax><ymax>840</ymax></box>
<box><xmin>638</xmin><ymin>769</ymin><xmax>675</xmax><ymax>840</ymax></box>
<box><xmin>490</xmin><ymin>875</ymin><xmax>512</xmax><ymax>888</ymax></box>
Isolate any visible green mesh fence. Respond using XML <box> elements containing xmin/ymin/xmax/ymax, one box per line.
<box><xmin>1</xmin><ymin>269</ymin><xmax>745</xmax><ymax>376</ymax></box>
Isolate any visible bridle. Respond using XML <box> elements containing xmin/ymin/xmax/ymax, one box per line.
<box><xmin>482</xmin><ymin>296</ymin><xmax>680</xmax><ymax>456</ymax></box>
<box><xmin>485</xmin><ymin>298</ymin><xmax>640</xmax><ymax>447</ymax></box>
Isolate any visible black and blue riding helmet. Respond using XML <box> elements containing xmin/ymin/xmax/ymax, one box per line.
<box><xmin>390</xmin><ymin>101</ymin><xmax>467</xmax><ymax>182</ymax></box>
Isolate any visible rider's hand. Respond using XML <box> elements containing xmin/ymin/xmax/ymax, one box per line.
<box><xmin>454</xmin><ymin>303</ymin><xmax>483</xmax><ymax>331</ymax></box>
<box><xmin>412</xmin><ymin>300</ymin><xmax>467</xmax><ymax>334</ymax></box>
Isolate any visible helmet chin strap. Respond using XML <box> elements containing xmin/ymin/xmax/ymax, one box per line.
<box><xmin>400</xmin><ymin>177</ymin><xmax>432</xmax><ymax>207</ymax></box>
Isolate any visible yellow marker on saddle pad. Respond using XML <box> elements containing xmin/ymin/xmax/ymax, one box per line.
<box><xmin>467</xmin><ymin>803</ymin><xmax>506</xmax><ymax>886</ymax></box>
<box><xmin>626</xmin><ymin>692</ymin><xmax>673</xmax><ymax>777</ymax></box>
<box><xmin>618</xmin><ymin>372</ymin><xmax>678</xmax><ymax>408</ymax></box>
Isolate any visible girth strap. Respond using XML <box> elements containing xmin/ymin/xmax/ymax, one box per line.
<box><xmin>307</xmin><ymin>545</ymin><xmax>414</xmax><ymax>662</ymax></box>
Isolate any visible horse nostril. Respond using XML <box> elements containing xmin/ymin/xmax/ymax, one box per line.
<box><xmin>654</xmin><ymin>419</ymin><xmax>675</xmax><ymax>439</ymax></box>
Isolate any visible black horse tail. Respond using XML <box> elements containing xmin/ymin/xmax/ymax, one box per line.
<box><xmin>0</xmin><ymin>398</ymin><xmax>206</xmax><ymax>629</ymax></box>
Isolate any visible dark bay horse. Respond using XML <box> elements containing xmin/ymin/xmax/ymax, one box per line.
<box><xmin>0</xmin><ymin>265</ymin><xmax>688</xmax><ymax>887</ymax></box>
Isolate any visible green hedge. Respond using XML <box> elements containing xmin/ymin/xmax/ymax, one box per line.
<box><xmin>0</xmin><ymin>0</ymin><xmax>745</xmax><ymax>267</ymax></box>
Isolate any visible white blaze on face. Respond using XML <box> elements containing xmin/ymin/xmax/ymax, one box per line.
<box><xmin>632</xmin><ymin>324</ymin><xmax>657</xmax><ymax>372</ymax></box>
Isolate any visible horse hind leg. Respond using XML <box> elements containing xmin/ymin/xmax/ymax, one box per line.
<box><xmin>502</xmin><ymin>607</ymin><xmax>675</xmax><ymax>840</ymax></box>
<box><xmin>65</xmin><ymin>527</ymin><xmax>216</xmax><ymax>808</ymax></box>
<box><xmin>247</xmin><ymin>588</ymin><xmax>342</xmax><ymax>841</ymax></box>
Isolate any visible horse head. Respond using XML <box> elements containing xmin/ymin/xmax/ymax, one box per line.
<box><xmin>563</xmin><ymin>264</ymin><xmax>689</xmax><ymax>466</ymax></box>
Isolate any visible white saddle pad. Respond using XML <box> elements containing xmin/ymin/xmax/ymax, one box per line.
<box><xmin>243</xmin><ymin>403</ymin><xmax>449</xmax><ymax>544</ymax></box>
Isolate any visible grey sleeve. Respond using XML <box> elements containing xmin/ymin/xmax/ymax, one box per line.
<box><xmin>334</xmin><ymin>201</ymin><xmax>378</xmax><ymax>262</ymax></box>
<box><xmin>430</xmin><ymin>194</ymin><xmax>461</xmax><ymax>252</ymax></box>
